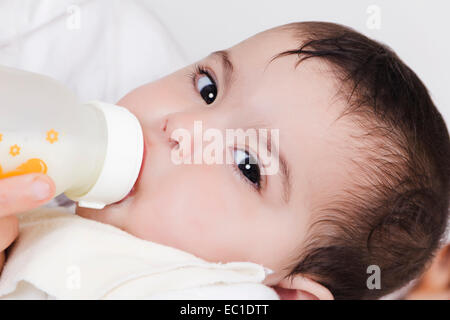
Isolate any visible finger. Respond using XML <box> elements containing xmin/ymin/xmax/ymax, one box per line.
<box><xmin>0</xmin><ymin>215</ymin><xmax>19</xmax><ymax>251</ymax></box>
<box><xmin>0</xmin><ymin>174</ymin><xmax>55</xmax><ymax>217</ymax></box>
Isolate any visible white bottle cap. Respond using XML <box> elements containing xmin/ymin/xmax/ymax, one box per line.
<box><xmin>73</xmin><ymin>101</ymin><xmax>144</xmax><ymax>209</ymax></box>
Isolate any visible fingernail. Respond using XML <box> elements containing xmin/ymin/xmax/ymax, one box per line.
<box><xmin>31</xmin><ymin>178</ymin><xmax>51</xmax><ymax>201</ymax></box>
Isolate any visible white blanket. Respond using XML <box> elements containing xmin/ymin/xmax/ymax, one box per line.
<box><xmin>0</xmin><ymin>207</ymin><xmax>279</xmax><ymax>299</ymax></box>
<box><xmin>0</xmin><ymin>0</ymin><xmax>188</xmax><ymax>104</ymax></box>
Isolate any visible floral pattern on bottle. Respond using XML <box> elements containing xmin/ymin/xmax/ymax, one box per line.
<box><xmin>46</xmin><ymin>129</ymin><xmax>59</xmax><ymax>144</ymax></box>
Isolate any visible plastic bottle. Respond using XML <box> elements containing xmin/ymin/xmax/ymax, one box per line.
<box><xmin>0</xmin><ymin>65</ymin><xmax>144</xmax><ymax>209</ymax></box>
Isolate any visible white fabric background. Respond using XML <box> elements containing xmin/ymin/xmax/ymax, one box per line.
<box><xmin>0</xmin><ymin>0</ymin><xmax>188</xmax><ymax>104</ymax></box>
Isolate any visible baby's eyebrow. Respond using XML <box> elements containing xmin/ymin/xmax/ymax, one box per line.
<box><xmin>210</xmin><ymin>50</ymin><xmax>234</xmax><ymax>91</ymax></box>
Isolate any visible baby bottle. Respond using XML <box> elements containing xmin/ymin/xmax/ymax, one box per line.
<box><xmin>0</xmin><ymin>65</ymin><xmax>144</xmax><ymax>209</ymax></box>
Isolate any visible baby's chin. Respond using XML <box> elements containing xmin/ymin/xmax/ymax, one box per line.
<box><xmin>75</xmin><ymin>204</ymin><xmax>108</xmax><ymax>223</ymax></box>
<box><xmin>75</xmin><ymin>194</ymin><xmax>135</xmax><ymax>230</ymax></box>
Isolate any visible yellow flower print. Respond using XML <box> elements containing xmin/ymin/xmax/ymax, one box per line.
<box><xmin>10</xmin><ymin>144</ymin><xmax>20</xmax><ymax>157</ymax></box>
<box><xmin>46</xmin><ymin>129</ymin><xmax>59</xmax><ymax>144</ymax></box>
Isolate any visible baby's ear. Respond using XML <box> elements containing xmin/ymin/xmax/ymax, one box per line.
<box><xmin>272</xmin><ymin>275</ymin><xmax>334</xmax><ymax>300</ymax></box>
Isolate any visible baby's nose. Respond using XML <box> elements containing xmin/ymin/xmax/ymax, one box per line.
<box><xmin>161</xmin><ymin>112</ymin><xmax>210</xmax><ymax>161</ymax></box>
<box><xmin>163</xmin><ymin>112</ymin><xmax>201</xmax><ymax>136</ymax></box>
<box><xmin>163</xmin><ymin>114</ymin><xmax>193</xmax><ymax>154</ymax></box>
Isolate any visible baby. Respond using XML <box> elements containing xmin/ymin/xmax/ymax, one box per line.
<box><xmin>74</xmin><ymin>21</ymin><xmax>450</xmax><ymax>299</ymax></box>
<box><xmin>4</xmin><ymin>21</ymin><xmax>450</xmax><ymax>300</ymax></box>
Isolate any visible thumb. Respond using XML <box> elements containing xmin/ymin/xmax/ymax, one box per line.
<box><xmin>0</xmin><ymin>174</ymin><xmax>55</xmax><ymax>217</ymax></box>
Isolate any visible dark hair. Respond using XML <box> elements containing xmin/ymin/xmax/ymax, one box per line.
<box><xmin>271</xmin><ymin>22</ymin><xmax>450</xmax><ymax>299</ymax></box>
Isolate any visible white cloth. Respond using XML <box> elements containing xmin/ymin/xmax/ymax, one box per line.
<box><xmin>0</xmin><ymin>0</ymin><xmax>188</xmax><ymax>104</ymax></box>
<box><xmin>0</xmin><ymin>207</ymin><xmax>279</xmax><ymax>300</ymax></box>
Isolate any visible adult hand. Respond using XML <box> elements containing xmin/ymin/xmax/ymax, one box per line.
<box><xmin>0</xmin><ymin>174</ymin><xmax>55</xmax><ymax>274</ymax></box>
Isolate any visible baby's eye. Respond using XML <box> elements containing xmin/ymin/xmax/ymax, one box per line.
<box><xmin>233</xmin><ymin>149</ymin><xmax>261</xmax><ymax>190</ymax></box>
<box><xmin>194</xmin><ymin>66</ymin><xmax>217</xmax><ymax>105</ymax></box>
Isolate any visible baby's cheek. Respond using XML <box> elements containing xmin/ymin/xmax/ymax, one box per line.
<box><xmin>142</xmin><ymin>188</ymin><xmax>231</xmax><ymax>259</ymax></box>
<box><xmin>126</xmin><ymin>162</ymin><xmax>252</xmax><ymax>262</ymax></box>
<box><xmin>125</xmin><ymin>179</ymin><xmax>214</xmax><ymax>249</ymax></box>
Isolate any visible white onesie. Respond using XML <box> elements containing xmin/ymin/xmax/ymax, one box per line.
<box><xmin>0</xmin><ymin>207</ymin><xmax>278</xmax><ymax>299</ymax></box>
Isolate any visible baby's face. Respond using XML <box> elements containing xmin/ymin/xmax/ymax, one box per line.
<box><xmin>76</xmin><ymin>27</ymin><xmax>352</xmax><ymax>284</ymax></box>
